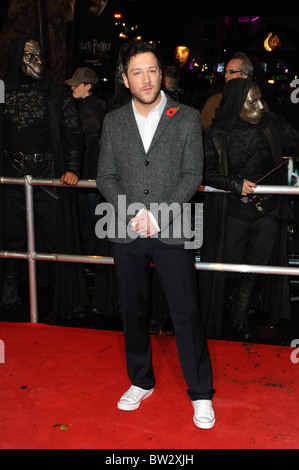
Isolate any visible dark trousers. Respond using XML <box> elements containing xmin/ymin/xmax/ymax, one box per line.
<box><xmin>225</xmin><ymin>214</ymin><xmax>278</xmax><ymax>267</ymax></box>
<box><xmin>4</xmin><ymin>184</ymin><xmax>58</xmax><ymax>253</ymax></box>
<box><xmin>3</xmin><ymin>158</ymin><xmax>58</xmax><ymax>256</ymax></box>
<box><xmin>225</xmin><ymin>213</ymin><xmax>278</xmax><ymax>293</ymax></box>
<box><xmin>112</xmin><ymin>237</ymin><xmax>214</xmax><ymax>401</ymax></box>
<box><xmin>78</xmin><ymin>189</ymin><xmax>101</xmax><ymax>256</ymax></box>
<box><xmin>3</xmin><ymin>183</ymin><xmax>58</xmax><ymax>282</ymax></box>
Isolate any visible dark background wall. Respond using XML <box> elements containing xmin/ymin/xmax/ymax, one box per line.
<box><xmin>0</xmin><ymin>0</ymin><xmax>68</xmax><ymax>83</ymax></box>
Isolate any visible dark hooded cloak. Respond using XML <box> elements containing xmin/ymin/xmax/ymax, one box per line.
<box><xmin>199</xmin><ymin>78</ymin><xmax>299</xmax><ymax>338</ymax></box>
<box><xmin>0</xmin><ymin>35</ymin><xmax>88</xmax><ymax>320</ymax></box>
<box><xmin>212</xmin><ymin>77</ymin><xmax>252</xmax><ymax>131</ymax></box>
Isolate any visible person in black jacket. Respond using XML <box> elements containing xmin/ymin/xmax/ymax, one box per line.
<box><xmin>200</xmin><ymin>78</ymin><xmax>299</xmax><ymax>339</ymax></box>
<box><xmin>65</xmin><ymin>67</ymin><xmax>106</xmax><ymax>257</ymax></box>
<box><xmin>162</xmin><ymin>65</ymin><xmax>189</xmax><ymax>105</ymax></box>
<box><xmin>0</xmin><ymin>35</ymin><xmax>88</xmax><ymax>321</ymax></box>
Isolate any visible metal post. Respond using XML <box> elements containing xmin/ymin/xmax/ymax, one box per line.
<box><xmin>24</xmin><ymin>175</ymin><xmax>38</xmax><ymax>323</ymax></box>
<box><xmin>1</xmin><ymin>176</ymin><xmax>299</xmax><ymax>323</ymax></box>
<box><xmin>34</xmin><ymin>0</ymin><xmax>46</xmax><ymax>58</ymax></box>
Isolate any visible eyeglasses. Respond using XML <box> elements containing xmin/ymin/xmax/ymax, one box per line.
<box><xmin>224</xmin><ymin>69</ymin><xmax>242</xmax><ymax>75</ymax></box>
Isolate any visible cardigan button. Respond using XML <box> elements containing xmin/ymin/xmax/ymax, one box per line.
<box><xmin>144</xmin><ymin>160</ymin><xmax>149</xmax><ymax>165</ymax></box>
<box><xmin>144</xmin><ymin>189</ymin><xmax>149</xmax><ymax>194</ymax></box>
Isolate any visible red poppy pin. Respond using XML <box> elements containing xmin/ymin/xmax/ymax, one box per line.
<box><xmin>166</xmin><ymin>106</ymin><xmax>180</xmax><ymax>117</ymax></box>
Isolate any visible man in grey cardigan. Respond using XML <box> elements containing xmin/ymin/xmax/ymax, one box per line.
<box><xmin>96</xmin><ymin>40</ymin><xmax>215</xmax><ymax>429</ymax></box>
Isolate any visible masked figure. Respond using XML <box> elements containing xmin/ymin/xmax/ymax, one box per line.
<box><xmin>21</xmin><ymin>39</ymin><xmax>44</xmax><ymax>80</ymax></box>
<box><xmin>0</xmin><ymin>35</ymin><xmax>88</xmax><ymax>321</ymax></box>
<box><xmin>200</xmin><ymin>78</ymin><xmax>299</xmax><ymax>339</ymax></box>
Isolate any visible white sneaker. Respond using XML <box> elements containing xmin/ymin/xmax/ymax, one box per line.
<box><xmin>192</xmin><ymin>399</ymin><xmax>215</xmax><ymax>429</ymax></box>
<box><xmin>117</xmin><ymin>385</ymin><xmax>154</xmax><ymax>411</ymax></box>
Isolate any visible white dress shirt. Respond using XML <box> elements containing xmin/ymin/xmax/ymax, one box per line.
<box><xmin>132</xmin><ymin>90</ymin><xmax>167</xmax><ymax>152</ymax></box>
<box><xmin>131</xmin><ymin>91</ymin><xmax>167</xmax><ymax>231</ymax></box>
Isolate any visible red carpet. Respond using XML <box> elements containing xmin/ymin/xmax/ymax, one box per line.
<box><xmin>0</xmin><ymin>322</ymin><xmax>298</xmax><ymax>450</ymax></box>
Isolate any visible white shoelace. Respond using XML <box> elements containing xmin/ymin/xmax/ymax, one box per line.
<box><xmin>193</xmin><ymin>399</ymin><xmax>214</xmax><ymax>418</ymax></box>
<box><xmin>121</xmin><ymin>385</ymin><xmax>145</xmax><ymax>403</ymax></box>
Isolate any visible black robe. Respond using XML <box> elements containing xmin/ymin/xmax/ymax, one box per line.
<box><xmin>200</xmin><ymin>78</ymin><xmax>299</xmax><ymax>338</ymax></box>
<box><xmin>0</xmin><ymin>34</ymin><xmax>89</xmax><ymax>319</ymax></box>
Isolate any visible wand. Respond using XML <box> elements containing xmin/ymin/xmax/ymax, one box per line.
<box><xmin>255</xmin><ymin>158</ymin><xmax>289</xmax><ymax>184</ymax></box>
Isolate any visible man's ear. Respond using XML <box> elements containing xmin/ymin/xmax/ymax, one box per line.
<box><xmin>122</xmin><ymin>73</ymin><xmax>129</xmax><ymax>89</ymax></box>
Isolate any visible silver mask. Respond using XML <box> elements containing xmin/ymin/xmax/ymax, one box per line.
<box><xmin>240</xmin><ymin>84</ymin><xmax>265</xmax><ymax>125</ymax></box>
<box><xmin>22</xmin><ymin>39</ymin><xmax>44</xmax><ymax>80</ymax></box>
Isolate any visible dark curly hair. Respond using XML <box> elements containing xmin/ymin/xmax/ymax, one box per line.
<box><xmin>119</xmin><ymin>39</ymin><xmax>161</xmax><ymax>77</ymax></box>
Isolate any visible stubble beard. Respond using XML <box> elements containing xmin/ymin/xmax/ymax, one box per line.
<box><xmin>132</xmin><ymin>87</ymin><xmax>161</xmax><ymax>108</ymax></box>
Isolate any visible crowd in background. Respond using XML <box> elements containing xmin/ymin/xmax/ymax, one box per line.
<box><xmin>1</xmin><ymin>36</ymin><xmax>299</xmax><ymax>345</ymax></box>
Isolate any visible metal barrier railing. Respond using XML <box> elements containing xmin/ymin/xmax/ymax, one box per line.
<box><xmin>1</xmin><ymin>175</ymin><xmax>299</xmax><ymax>323</ymax></box>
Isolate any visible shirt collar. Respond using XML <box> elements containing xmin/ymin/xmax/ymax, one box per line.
<box><xmin>132</xmin><ymin>90</ymin><xmax>167</xmax><ymax>118</ymax></box>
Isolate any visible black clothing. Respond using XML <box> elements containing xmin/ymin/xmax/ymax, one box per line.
<box><xmin>77</xmin><ymin>94</ymin><xmax>106</xmax><ymax>179</ymax></box>
<box><xmin>3</xmin><ymin>73</ymin><xmax>51</xmax><ymax>154</ymax></box>
<box><xmin>76</xmin><ymin>93</ymin><xmax>106</xmax><ymax>257</ymax></box>
<box><xmin>0</xmin><ymin>35</ymin><xmax>88</xmax><ymax>318</ymax></box>
<box><xmin>164</xmin><ymin>86</ymin><xmax>189</xmax><ymax>105</ymax></box>
<box><xmin>200</xmin><ymin>78</ymin><xmax>299</xmax><ymax>338</ymax></box>
<box><xmin>113</xmin><ymin>237</ymin><xmax>214</xmax><ymax>401</ymax></box>
<box><xmin>211</xmin><ymin>78</ymin><xmax>251</xmax><ymax>132</ymax></box>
